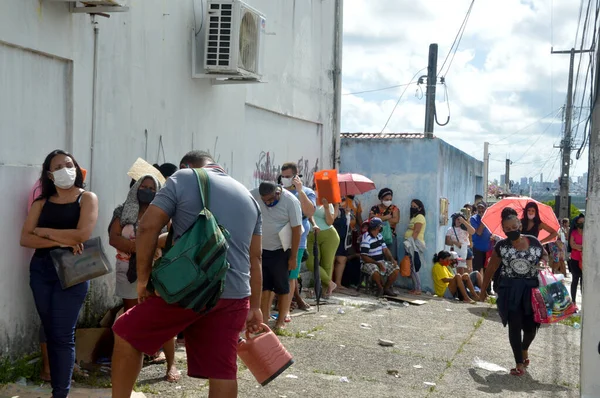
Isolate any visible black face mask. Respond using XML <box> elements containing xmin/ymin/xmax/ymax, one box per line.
<box><xmin>137</xmin><ymin>188</ymin><xmax>156</xmax><ymax>204</ymax></box>
<box><xmin>410</xmin><ymin>208</ymin><xmax>419</xmax><ymax>217</ymax></box>
<box><xmin>577</xmin><ymin>223</ymin><xmax>584</xmax><ymax>229</ymax></box>
<box><xmin>506</xmin><ymin>230</ymin><xmax>521</xmax><ymax>241</ymax></box>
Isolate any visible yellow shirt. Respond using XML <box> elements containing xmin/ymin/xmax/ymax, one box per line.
<box><xmin>432</xmin><ymin>262</ymin><xmax>454</xmax><ymax>297</ymax></box>
<box><xmin>404</xmin><ymin>214</ymin><xmax>426</xmax><ymax>242</ymax></box>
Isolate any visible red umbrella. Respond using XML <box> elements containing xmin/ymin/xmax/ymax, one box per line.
<box><xmin>338</xmin><ymin>173</ymin><xmax>376</xmax><ymax>197</ymax></box>
<box><xmin>482</xmin><ymin>197</ymin><xmax>560</xmax><ymax>242</ymax></box>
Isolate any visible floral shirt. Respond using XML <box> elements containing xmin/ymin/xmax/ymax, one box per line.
<box><xmin>370</xmin><ymin>204</ymin><xmax>399</xmax><ymax>233</ymax></box>
<box><xmin>494</xmin><ymin>235</ymin><xmax>543</xmax><ymax>279</ymax></box>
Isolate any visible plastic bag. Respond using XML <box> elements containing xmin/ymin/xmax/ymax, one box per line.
<box><xmin>381</xmin><ymin>221</ymin><xmax>394</xmax><ymax>246</ymax></box>
<box><xmin>538</xmin><ymin>267</ymin><xmax>559</xmax><ymax>286</ymax></box>
<box><xmin>532</xmin><ymin>282</ymin><xmax>578</xmax><ymax>324</ymax></box>
<box><xmin>400</xmin><ymin>255</ymin><xmax>411</xmax><ymax>277</ymax></box>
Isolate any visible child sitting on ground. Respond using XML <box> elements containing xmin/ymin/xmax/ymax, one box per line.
<box><xmin>431</xmin><ymin>251</ymin><xmax>481</xmax><ymax>304</ymax></box>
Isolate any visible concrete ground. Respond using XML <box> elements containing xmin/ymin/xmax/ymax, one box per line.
<box><xmin>2</xmin><ymin>286</ymin><xmax>581</xmax><ymax>398</ymax></box>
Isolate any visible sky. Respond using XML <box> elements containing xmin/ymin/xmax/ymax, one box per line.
<box><xmin>341</xmin><ymin>0</ymin><xmax>596</xmax><ymax>184</ymax></box>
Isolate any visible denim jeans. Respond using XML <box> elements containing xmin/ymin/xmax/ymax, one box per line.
<box><xmin>29</xmin><ymin>255</ymin><xmax>89</xmax><ymax>398</ymax></box>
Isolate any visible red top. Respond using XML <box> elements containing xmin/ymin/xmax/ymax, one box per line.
<box><xmin>571</xmin><ymin>228</ymin><xmax>583</xmax><ymax>263</ymax></box>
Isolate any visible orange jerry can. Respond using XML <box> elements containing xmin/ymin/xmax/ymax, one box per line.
<box><xmin>237</xmin><ymin>324</ymin><xmax>294</xmax><ymax>386</ymax></box>
<box><xmin>314</xmin><ymin>169</ymin><xmax>341</xmax><ymax>204</ymax></box>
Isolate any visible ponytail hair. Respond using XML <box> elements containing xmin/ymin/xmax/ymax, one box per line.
<box><xmin>433</xmin><ymin>250</ymin><xmax>451</xmax><ymax>263</ymax></box>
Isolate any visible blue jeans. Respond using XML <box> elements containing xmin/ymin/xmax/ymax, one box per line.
<box><xmin>29</xmin><ymin>255</ymin><xmax>89</xmax><ymax>398</ymax></box>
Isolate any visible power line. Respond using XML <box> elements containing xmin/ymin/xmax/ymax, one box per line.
<box><xmin>511</xmin><ymin>110</ymin><xmax>561</xmax><ymax>164</ymax></box>
<box><xmin>380</xmin><ymin>68</ymin><xmax>427</xmax><ymax>133</ymax></box>
<box><xmin>489</xmin><ymin>107</ymin><xmax>563</xmax><ymax>145</ymax></box>
<box><xmin>343</xmin><ymin>82</ymin><xmax>414</xmax><ymax>96</ymax></box>
<box><xmin>437</xmin><ymin>0</ymin><xmax>475</xmax><ymax>78</ymax></box>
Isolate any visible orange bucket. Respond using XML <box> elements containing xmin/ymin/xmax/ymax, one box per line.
<box><xmin>314</xmin><ymin>169</ymin><xmax>341</xmax><ymax>204</ymax></box>
<box><xmin>237</xmin><ymin>324</ymin><xmax>294</xmax><ymax>386</ymax></box>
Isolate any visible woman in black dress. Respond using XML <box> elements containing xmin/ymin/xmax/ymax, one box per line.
<box><xmin>480</xmin><ymin>207</ymin><xmax>548</xmax><ymax>376</ymax></box>
<box><xmin>520</xmin><ymin>201</ymin><xmax>557</xmax><ymax>244</ymax></box>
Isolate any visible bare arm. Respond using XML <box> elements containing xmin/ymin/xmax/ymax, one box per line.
<box><xmin>481</xmin><ymin>250</ymin><xmax>501</xmax><ymax>295</ymax></box>
<box><xmin>109</xmin><ymin>218</ymin><xmax>136</xmax><ymax>254</ymax></box>
<box><xmin>383</xmin><ymin>247</ymin><xmax>397</xmax><ymax>264</ymax></box>
<box><xmin>290</xmin><ymin>225</ymin><xmax>302</xmax><ymax>258</ymax></box>
<box><xmin>412</xmin><ymin>222</ymin><xmax>423</xmax><ymax>240</ymax></box>
<box><xmin>249</xmin><ymin>234</ymin><xmax>263</xmax><ymax>310</ymax></box>
<box><xmin>389</xmin><ymin>207</ymin><xmax>400</xmax><ymax>227</ymax></box>
<box><xmin>361</xmin><ymin>254</ymin><xmax>381</xmax><ymax>264</ymax></box>
<box><xmin>570</xmin><ymin>234</ymin><xmax>583</xmax><ymax>251</ymax></box>
<box><xmin>136</xmin><ymin>205</ymin><xmax>170</xmax><ymax>287</ymax></box>
<box><xmin>539</xmin><ymin>223</ymin><xmax>558</xmax><ymax>245</ymax></box>
<box><xmin>20</xmin><ymin>200</ymin><xmax>65</xmax><ymax>249</ymax></box>
<box><xmin>297</xmin><ymin>190</ymin><xmax>316</xmax><ymax>217</ymax></box>
<box><xmin>461</xmin><ymin>218</ymin><xmax>476</xmax><ymax>235</ymax></box>
<box><xmin>34</xmin><ymin>192</ymin><xmax>99</xmax><ymax>245</ymax></box>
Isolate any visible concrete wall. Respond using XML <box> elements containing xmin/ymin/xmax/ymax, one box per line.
<box><xmin>0</xmin><ymin>0</ymin><xmax>340</xmax><ymax>357</ymax></box>
<box><xmin>340</xmin><ymin>136</ymin><xmax>483</xmax><ymax>292</ymax></box>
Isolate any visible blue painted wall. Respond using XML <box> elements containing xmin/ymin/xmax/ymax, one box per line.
<box><xmin>340</xmin><ymin>136</ymin><xmax>483</xmax><ymax>293</ymax></box>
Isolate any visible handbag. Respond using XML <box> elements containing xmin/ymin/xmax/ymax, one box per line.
<box><xmin>49</xmin><ymin>237</ymin><xmax>111</xmax><ymax>289</ymax></box>
<box><xmin>531</xmin><ymin>281</ymin><xmax>578</xmax><ymax>324</ymax></box>
<box><xmin>400</xmin><ymin>255</ymin><xmax>411</xmax><ymax>277</ymax></box>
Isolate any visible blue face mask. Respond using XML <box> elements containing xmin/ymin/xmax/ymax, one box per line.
<box><xmin>266</xmin><ymin>199</ymin><xmax>279</xmax><ymax>208</ymax></box>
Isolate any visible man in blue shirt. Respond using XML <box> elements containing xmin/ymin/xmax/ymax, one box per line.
<box><xmin>280</xmin><ymin>162</ymin><xmax>316</xmax><ymax>315</ymax></box>
<box><xmin>470</xmin><ymin>202</ymin><xmax>492</xmax><ymax>273</ymax></box>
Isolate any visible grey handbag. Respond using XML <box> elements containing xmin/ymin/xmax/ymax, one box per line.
<box><xmin>49</xmin><ymin>237</ymin><xmax>111</xmax><ymax>289</ymax></box>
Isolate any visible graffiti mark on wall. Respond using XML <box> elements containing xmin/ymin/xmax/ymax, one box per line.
<box><xmin>254</xmin><ymin>151</ymin><xmax>319</xmax><ymax>188</ymax></box>
<box><xmin>205</xmin><ymin>136</ymin><xmax>232</xmax><ymax>174</ymax></box>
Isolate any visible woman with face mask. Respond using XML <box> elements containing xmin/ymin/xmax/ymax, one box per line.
<box><xmin>479</xmin><ymin>207</ymin><xmax>548</xmax><ymax>376</ymax></box>
<box><xmin>369</xmin><ymin>188</ymin><xmax>400</xmax><ymax>258</ymax></box>
<box><xmin>520</xmin><ymin>202</ymin><xmax>558</xmax><ymax>244</ymax></box>
<box><xmin>568</xmin><ymin>214</ymin><xmax>585</xmax><ymax>302</ymax></box>
<box><xmin>404</xmin><ymin>199</ymin><xmax>427</xmax><ymax>295</ymax></box>
<box><xmin>108</xmin><ymin>175</ymin><xmax>179</xmax><ymax>382</ymax></box>
<box><xmin>20</xmin><ymin>150</ymin><xmax>99</xmax><ymax>398</ymax></box>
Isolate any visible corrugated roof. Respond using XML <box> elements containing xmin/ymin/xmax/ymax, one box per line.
<box><xmin>340</xmin><ymin>132</ymin><xmax>433</xmax><ymax>139</ymax></box>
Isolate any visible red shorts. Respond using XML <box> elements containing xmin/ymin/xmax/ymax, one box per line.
<box><xmin>113</xmin><ymin>296</ymin><xmax>249</xmax><ymax>380</ymax></box>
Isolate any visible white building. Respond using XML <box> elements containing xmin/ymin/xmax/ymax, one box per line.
<box><xmin>0</xmin><ymin>0</ymin><xmax>342</xmax><ymax>357</ymax></box>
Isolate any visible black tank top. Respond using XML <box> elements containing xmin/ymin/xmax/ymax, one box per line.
<box><xmin>34</xmin><ymin>193</ymin><xmax>83</xmax><ymax>257</ymax></box>
<box><xmin>523</xmin><ymin>221</ymin><xmax>540</xmax><ymax>238</ymax></box>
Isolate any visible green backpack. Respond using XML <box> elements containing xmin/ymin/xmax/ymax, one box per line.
<box><xmin>149</xmin><ymin>168</ymin><xmax>230</xmax><ymax>313</ymax></box>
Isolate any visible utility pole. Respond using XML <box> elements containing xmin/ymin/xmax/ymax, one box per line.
<box><xmin>504</xmin><ymin>158</ymin><xmax>511</xmax><ymax>193</ymax></box>
<box><xmin>551</xmin><ymin>47</ymin><xmax>594</xmax><ymax>219</ymax></box>
<box><xmin>580</xmin><ymin>33</ymin><xmax>600</xmax><ymax>398</ymax></box>
<box><xmin>424</xmin><ymin>43</ymin><xmax>438</xmax><ymax>138</ymax></box>
<box><xmin>483</xmin><ymin>142</ymin><xmax>489</xmax><ymax>201</ymax></box>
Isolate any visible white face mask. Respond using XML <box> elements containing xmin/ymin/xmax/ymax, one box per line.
<box><xmin>527</xmin><ymin>213</ymin><xmax>536</xmax><ymax>220</ymax></box>
<box><xmin>52</xmin><ymin>167</ymin><xmax>77</xmax><ymax>189</ymax></box>
<box><xmin>281</xmin><ymin>177</ymin><xmax>294</xmax><ymax>188</ymax></box>
<box><xmin>382</xmin><ymin>200</ymin><xmax>392</xmax><ymax>207</ymax></box>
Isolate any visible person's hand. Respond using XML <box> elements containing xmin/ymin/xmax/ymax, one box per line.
<box><xmin>292</xmin><ymin>176</ymin><xmax>303</xmax><ymax>191</ymax></box>
<box><xmin>245</xmin><ymin>308</ymin><xmax>263</xmax><ymax>334</ymax></box>
<box><xmin>392</xmin><ymin>260</ymin><xmax>398</xmax><ymax>267</ymax></box>
<box><xmin>378</xmin><ymin>262</ymin><xmax>386</xmax><ymax>272</ymax></box>
<box><xmin>137</xmin><ymin>281</ymin><xmax>153</xmax><ymax>304</ymax></box>
<box><xmin>153</xmin><ymin>248</ymin><xmax>162</xmax><ymax>261</ymax></box>
<box><xmin>313</xmin><ymin>225</ymin><xmax>321</xmax><ymax>233</ymax></box>
<box><xmin>61</xmin><ymin>243</ymin><xmax>84</xmax><ymax>255</ymax></box>
<box><xmin>288</xmin><ymin>255</ymin><xmax>298</xmax><ymax>271</ymax></box>
<box><xmin>321</xmin><ymin>198</ymin><xmax>329</xmax><ymax>206</ymax></box>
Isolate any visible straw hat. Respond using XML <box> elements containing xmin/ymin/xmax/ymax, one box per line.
<box><xmin>127</xmin><ymin>158</ymin><xmax>166</xmax><ymax>185</ymax></box>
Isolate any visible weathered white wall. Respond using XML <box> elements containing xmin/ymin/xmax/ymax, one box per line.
<box><xmin>0</xmin><ymin>0</ymin><xmax>339</xmax><ymax>357</ymax></box>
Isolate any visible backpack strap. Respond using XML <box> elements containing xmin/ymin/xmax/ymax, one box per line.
<box><xmin>194</xmin><ymin>168</ymin><xmax>211</xmax><ymax>210</ymax></box>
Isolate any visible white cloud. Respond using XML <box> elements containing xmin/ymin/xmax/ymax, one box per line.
<box><xmin>341</xmin><ymin>0</ymin><xmax>592</xmax><ymax>183</ymax></box>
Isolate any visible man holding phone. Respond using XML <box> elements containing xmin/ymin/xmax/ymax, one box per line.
<box><xmin>280</xmin><ymin>163</ymin><xmax>316</xmax><ymax>315</ymax></box>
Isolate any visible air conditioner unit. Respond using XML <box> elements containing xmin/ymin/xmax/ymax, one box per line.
<box><xmin>202</xmin><ymin>0</ymin><xmax>265</xmax><ymax>80</ymax></box>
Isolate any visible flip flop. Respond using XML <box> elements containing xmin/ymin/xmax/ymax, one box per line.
<box><xmin>510</xmin><ymin>368</ymin><xmax>526</xmax><ymax>376</ymax></box>
<box><xmin>523</xmin><ymin>358</ymin><xmax>530</xmax><ymax>367</ymax></box>
<box><xmin>285</xmin><ymin>315</ymin><xmax>292</xmax><ymax>323</ymax></box>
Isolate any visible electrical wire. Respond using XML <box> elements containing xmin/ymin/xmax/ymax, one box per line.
<box><xmin>379</xmin><ymin>68</ymin><xmax>427</xmax><ymax>133</ymax></box>
<box><xmin>489</xmin><ymin>107</ymin><xmax>563</xmax><ymax>145</ymax></box>
<box><xmin>511</xmin><ymin>111</ymin><xmax>561</xmax><ymax>164</ymax></box>
<box><xmin>434</xmin><ymin>81</ymin><xmax>450</xmax><ymax>126</ymax></box>
<box><xmin>193</xmin><ymin>0</ymin><xmax>204</xmax><ymax>36</ymax></box>
<box><xmin>437</xmin><ymin>0</ymin><xmax>475</xmax><ymax>78</ymax></box>
<box><xmin>343</xmin><ymin>82</ymin><xmax>414</xmax><ymax>96</ymax></box>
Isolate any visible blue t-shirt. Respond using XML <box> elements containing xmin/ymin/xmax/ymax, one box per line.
<box><xmin>470</xmin><ymin>214</ymin><xmax>492</xmax><ymax>252</ymax></box>
<box><xmin>289</xmin><ymin>187</ymin><xmax>316</xmax><ymax>250</ymax></box>
<box><xmin>151</xmin><ymin>167</ymin><xmax>262</xmax><ymax>300</ymax></box>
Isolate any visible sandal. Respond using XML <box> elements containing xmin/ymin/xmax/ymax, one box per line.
<box><xmin>510</xmin><ymin>367</ymin><xmax>526</xmax><ymax>376</ymax></box>
<box><xmin>285</xmin><ymin>315</ymin><xmax>292</xmax><ymax>323</ymax></box>
<box><xmin>523</xmin><ymin>358</ymin><xmax>530</xmax><ymax>367</ymax></box>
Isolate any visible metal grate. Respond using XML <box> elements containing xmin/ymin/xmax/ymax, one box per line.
<box><xmin>206</xmin><ymin>3</ymin><xmax>233</xmax><ymax>67</ymax></box>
